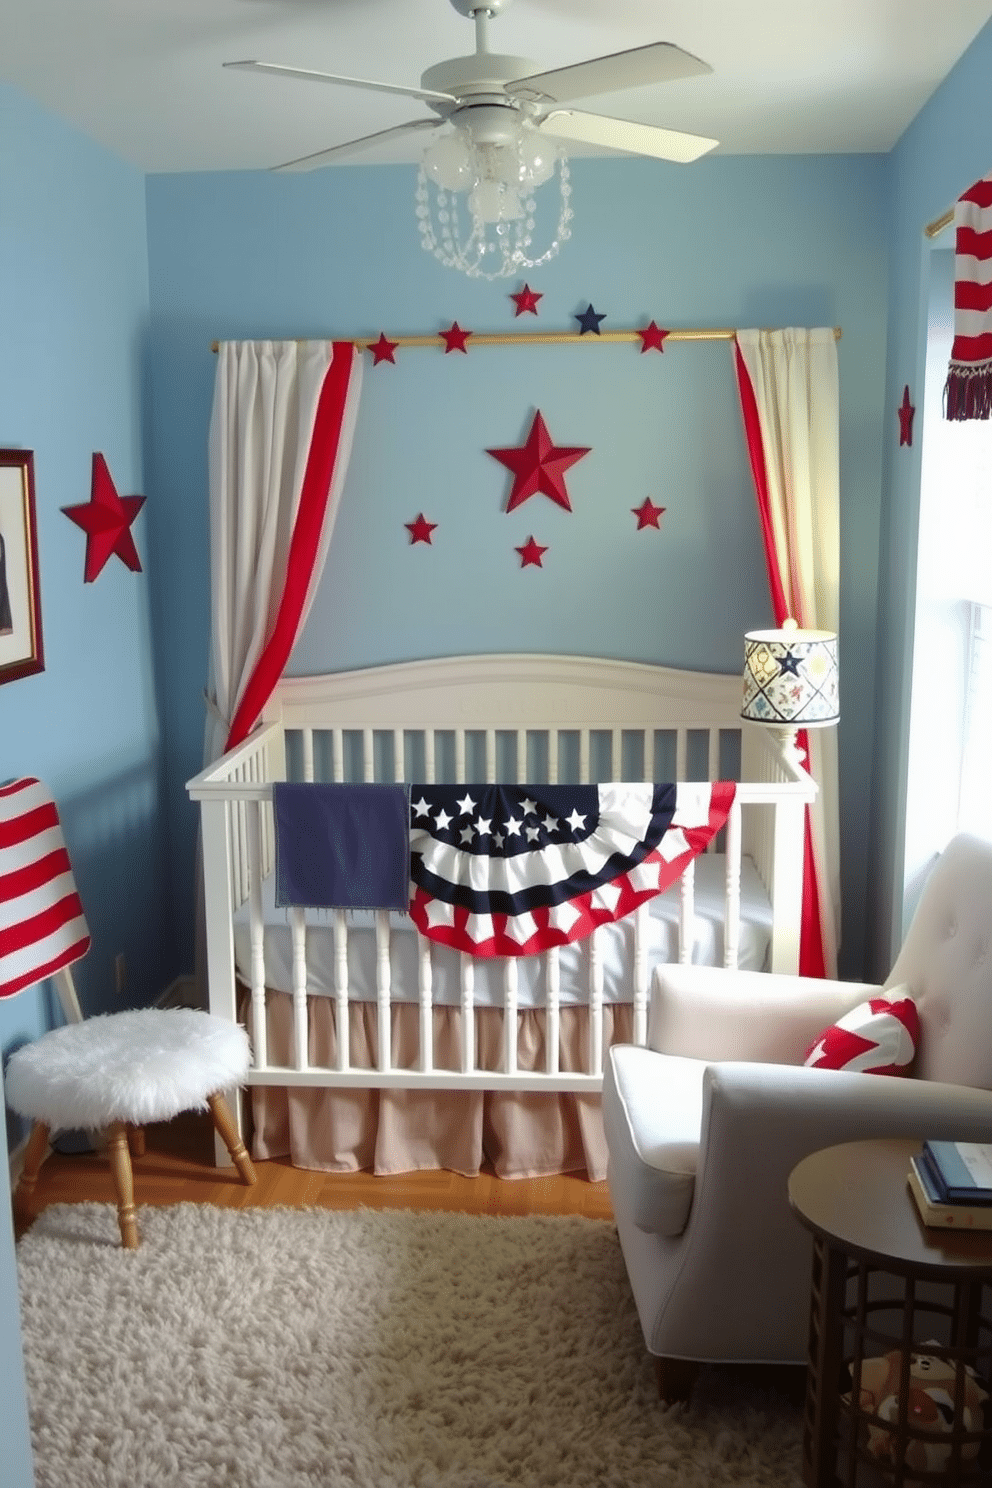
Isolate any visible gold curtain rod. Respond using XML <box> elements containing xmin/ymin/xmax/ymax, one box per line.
<box><xmin>925</xmin><ymin>207</ymin><xmax>955</xmax><ymax>239</ymax></box>
<box><xmin>210</xmin><ymin>326</ymin><xmax>841</xmax><ymax>352</ymax></box>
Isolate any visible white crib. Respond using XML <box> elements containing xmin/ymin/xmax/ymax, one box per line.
<box><xmin>187</xmin><ymin>653</ymin><xmax>816</xmax><ymax>1172</ymax></box>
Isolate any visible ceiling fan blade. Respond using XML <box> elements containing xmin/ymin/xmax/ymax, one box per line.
<box><xmin>538</xmin><ymin>110</ymin><xmax>717</xmax><ymax>164</ymax></box>
<box><xmin>275</xmin><ymin>118</ymin><xmax>443</xmax><ymax>173</ymax></box>
<box><xmin>224</xmin><ymin>60</ymin><xmax>456</xmax><ymax>108</ymax></box>
<box><xmin>507</xmin><ymin>42</ymin><xmax>711</xmax><ymax>106</ymax></box>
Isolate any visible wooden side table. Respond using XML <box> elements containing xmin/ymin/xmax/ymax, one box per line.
<box><xmin>789</xmin><ymin>1138</ymin><xmax>992</xmax><ymax>1487</ymax></box>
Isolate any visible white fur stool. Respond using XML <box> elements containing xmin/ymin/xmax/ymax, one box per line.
<box><xmin>6</xmin><ymin>1007</ymin><xmax>256</xmax><ymax>1248</ymax></box>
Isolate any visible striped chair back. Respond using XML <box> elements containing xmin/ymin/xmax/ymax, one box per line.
<box><xmin>0</xmin><ymin>777</ymin><xmax>90</xmax><ymax>1000</ymax></box>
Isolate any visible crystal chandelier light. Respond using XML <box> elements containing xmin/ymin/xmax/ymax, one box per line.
<box><xmin>416</xmin><ymin>107</ymin><xmax>572</xmax><ymax>280</ymax></box>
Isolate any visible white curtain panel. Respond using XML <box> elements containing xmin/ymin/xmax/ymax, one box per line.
<box><xmin>204</xmin><ymin>338</ymin><xmax>363</xmax><ymax>764</ymax></box>
<box><xmin>736</xmin><ymin>327</ymin><xmax>841</xmax><ymax>975</ymax></box>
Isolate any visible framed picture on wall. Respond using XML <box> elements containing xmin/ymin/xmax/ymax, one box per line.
<box><xmin>0</xmin><ymin>449</ymin><xmax>44</xmax><ymax>685</ymax></box>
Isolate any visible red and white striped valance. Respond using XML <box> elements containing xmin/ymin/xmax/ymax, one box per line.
<box><xmin>945</xmin><ymin>173</ymin><xmax>992</xmax><ymax>421</ymax></box>
<box><xmin>0</xmin><ymin>777</ymin><xmax>90</xmax><ymax>998</ymax></box>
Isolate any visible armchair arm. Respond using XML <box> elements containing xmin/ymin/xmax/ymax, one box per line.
<box><xmin>648</xmin><ymin>964</ymin><xmax>881</xmax><ymax>1063</ymax></box>
<box><xmin>644</xmin><ymin>1061</ymin><xmax>992</xmax><ymax>1362</ymax></box>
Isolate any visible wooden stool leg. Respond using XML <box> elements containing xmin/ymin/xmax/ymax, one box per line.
<box><xmin>106</xmin><ymin>1120</ymin><xmax>140</xmax><ymax>1250</ymax></box>
<box><xmin>208</xmin><ymin>1092</ymin><xmax>256</xmax><ymax>1185</ymax></box>
<box><xmin>126</xmin><ymin>1124</ymin><xmax>146</xmax><ymax>1159</ymax></box>
<box><xmin>14</xmin><ymin>1121</ymin><xmax>51</xmax><ymax>1224</ymax></box>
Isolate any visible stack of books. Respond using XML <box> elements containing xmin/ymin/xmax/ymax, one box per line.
<box><xmin>908</xmin><ymin>1141</ymin><xmax>992</xmax><ymax>1229</ymax></box>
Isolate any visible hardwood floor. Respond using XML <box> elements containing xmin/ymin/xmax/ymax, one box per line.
<box><xmin>14</xmin><ymin>1111</ymin><xmax>614</xmax><ymax>1240</ymax></box>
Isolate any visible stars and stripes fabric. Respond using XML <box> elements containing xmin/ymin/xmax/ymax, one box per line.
<box><xmin>0</xmin><ymin>777</ymin><xmax>90</xmax><ymax>998</ymax></box>
<box><xmin>945</xmin><ymin>174</ymin><xmax>992</xmax><ymax>421</ymax></box>
<box><xmin>409</xmin><ymin>780</ymin><xmax>736</xmax><ymax>957</ymax></box>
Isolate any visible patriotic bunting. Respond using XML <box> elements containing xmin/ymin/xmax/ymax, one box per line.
<box><xmin>409</xmin><ymin>780</ymin><xmax>735</xmax><ymax>957</ymax></box>
<box><xmin>945</xmin><ymin>173</ymin><xmax>992</xmax><ymax>421</ymax></box>
<box><xmin>0</xmin><ymin>777</ymin><xmax>90</xmax><ymax>998</ymax></box>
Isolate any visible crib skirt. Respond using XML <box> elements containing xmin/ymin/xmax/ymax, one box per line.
<box><xmin>246</xmin><ymin>991</ymin><xmax>635</xmax><ymax>1182</ymax></box>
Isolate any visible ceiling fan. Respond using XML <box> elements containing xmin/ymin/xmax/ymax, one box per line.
<box><xmin>224</xmin><ymin>0</ymin><xmax>717</xmax><ymax>173</ymax></box>
<box><xmin>224</xmin><ymin>0</ymin><xmax>717</xmax><ymax>278</ymax></box>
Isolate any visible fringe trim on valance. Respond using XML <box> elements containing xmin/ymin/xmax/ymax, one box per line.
<box><xmin>945</xmin><ymin>361</ymin><xmax>992</xmax><ymax>421</ymax></box>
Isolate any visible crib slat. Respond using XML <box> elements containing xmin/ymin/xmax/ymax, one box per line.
<box><xmin>247</xmin><ymin>802</ymin><xmax>268</xmax><ymax>1070</ymax></box>
<box><xmin>723</xmin><ymin>798</ymin><xmax>743</xmax><ymax>969</ymax></box>
<box><xmin>333</xmin><ymin>909</ymin><xmax>349</xmax><ymax>1072</ymax></box>
<box><xmin>485</xmin><ymin>728</ymin><xmax>496</xmax><ymax>784</ymax></box>
<box><xmin>611</xmin><ymin>728</ymin><xmax>621</xmax><ymax>780</ymax></box>
<box><xmin>548</xmin><ymin>729</ymin><xmax>559</xmax><ymax>784</ymax></box>
<box><xmin>632</xmin><ymin>902</ymin><xmax>649</xmax><ymax>1047</ymax></box>
<box><xmin>545</xmin><ymin>948</ymin><xmax>560</xmax><ymax>1074</ymax></box>
<box><xmin>289</xmin><ymin>906</ymin><xmax>309</xmax><ymax>1071</ymax></box>
<box><xmin>455</xmin><ymin>729</ymin><xmax>466</xmax><ymax>784</ymax></box>
<box><xmin>588</xmin><ymin>928</ymin><xmax>604</xmax><ymax>1076</ymax></box>
<box><xmin>393</xmin><ymin>728</ymin><xmax>405</xmax><ymax>782</ymax></box>
<box><xmin>331</xmin><ymin>728</ymin><xmax>344</xmax><ymax>783</ymax></box>
<box><xmin>503</xmin><ymin>957</ymin><xmax>519</xmax><ymax>1075</ymax></box>
<box><xmin>678</xmin><ymin>859</ymin><xmax>696</xmax><ymax>965</ymax></box>
<box><xmin>579</xmin><ymin>729</ymin><xmax>590</xmax><ymax>784</ymax></box>
<box><xmin>460</xmin><ymin>953</ymin><xmax>475</xmax><ymax>1073</ymax></box>
<box><xmin>708</xmin><ymin>727</ymin><xmax>720</xmax><ymax>790</ymax></box>
<box><xmin>425</xmin><ymin>730</ymin><xmax>436</xmax><ymax>784</ymax></box>
<box><xmin>515</xmin><ymin>729</ymin><xmax>525</xmax><ymax>783</ymax></box>
<box><xmin>418</xmin><ymin>938</ymin><xmax>434</xmax><ymax>1074</ymax></box>
<box><xmin>362</xmin><ymin>728</ymin><xmax>374</xmax><ymax>783</ymax></box>
<box><xmin>675</xmin><ymin>728</ymin><xmax>687</xmax><ymax>780</ymax></box>
<box><xmin>375</xmin><ymin>910</ymin><xmax>391</xmax><ymax>1072</ymax></box>
<box><xmin>302</xmin><ymin>728</ymin><xmax>315</xmax><ymax>784</ymax></box>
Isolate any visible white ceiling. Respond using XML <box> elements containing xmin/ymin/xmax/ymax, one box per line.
<box><xmin>3</xmin><ymin>0</ymin><xmax>992</xmax><ymax>174</ymax></box>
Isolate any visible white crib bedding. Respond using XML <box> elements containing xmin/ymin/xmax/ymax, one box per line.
<box><xmin>232</xmin><ymin>852</ymin><xmax>772</xmax><ymax>1010</ymax></box>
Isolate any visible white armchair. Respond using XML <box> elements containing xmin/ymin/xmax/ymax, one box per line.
<box><xmin>603</xmin><ymin>833</ymin><xmax>992</xmax><ymax>1401</ymax></box>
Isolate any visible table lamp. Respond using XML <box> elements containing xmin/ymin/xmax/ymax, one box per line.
<box><xmin>741</xmin><ymin>617</ymin><xmax>839</xmax><ymax>764</ymax></box>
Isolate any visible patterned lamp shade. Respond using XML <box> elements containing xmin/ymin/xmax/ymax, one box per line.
<box><xmin>741</xmin><ymin>623</ymin><xmax>839</xmax><ymax>728</ymax></box>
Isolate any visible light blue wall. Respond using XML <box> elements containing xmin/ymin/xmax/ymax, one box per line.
<box><xmin>869</xmin><ymin>14</ymin><xmax>992</xmax><ymax>972</ymax></box>
<box><xmin>146</xmin><ymin>151</ymin><xmax>889</xmax><ymax>978</ymax></box>
<box><xmin>0</xmin><ymin>82</ymin><xmax>161</xmax><ymax>1487</ymax></box>
<box><xmin>0</xmin><ymin>87</ymin><xmax>166</xmax><ymax>1075</ymax></box>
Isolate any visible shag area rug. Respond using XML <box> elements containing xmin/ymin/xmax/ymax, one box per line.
<box><xmin>17</xmin><ymin>1202</ymin><xmax>803</xmax><ymax>1488</ymax></box>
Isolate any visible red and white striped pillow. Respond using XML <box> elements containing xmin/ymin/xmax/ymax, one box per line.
<box><xmin>803</xmin><ymin>993</ymin><xmax>919</xmax><ymax>1076</ymax></box>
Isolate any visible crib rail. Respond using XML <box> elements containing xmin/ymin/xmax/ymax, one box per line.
<box><xmin>188</xmin><ymin>710</ymin><xmax>814</xmax><ymax>1106</ymax></box>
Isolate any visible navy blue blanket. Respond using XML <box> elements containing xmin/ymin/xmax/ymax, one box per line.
<box><xmin>273</xmin><ymin>782</ymin><xmax>411</xmax><ymax>910</ymax></box>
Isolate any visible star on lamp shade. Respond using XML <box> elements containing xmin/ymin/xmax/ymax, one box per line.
<box><xmin>487</xmin><ymin>411</ymin><xmax>591</xmax><ymax>513</ymax></box>
<box><xmin>62</xmin><ymin>453</ymin><xmax>145</xmax><ymax>582</ymax></box>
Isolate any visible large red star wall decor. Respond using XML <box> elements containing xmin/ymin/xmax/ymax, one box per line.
<box><xmin>487</xmin><ymin>410</ymin><xmax>591</xmax><ymax>513</ymax></box>
<box><xmin>62</xmin><ymin>453</ymin><xmax>145</xmax><ymax>582</ymax></box>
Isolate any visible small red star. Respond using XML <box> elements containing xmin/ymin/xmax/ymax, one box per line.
<box><xmin>62</xmin><ymin>453</ymin><xmax>145</xmax><ymax>582</ymax></box>
<box><xmin>487</xmin><ymin>410</ymin><xmax>591</xmax><ymax>513</ymax></box>
<box><xmin>439</xmin><ymin>321</ymin><xmax>473</xmax><ymax>353</ymax></box>
<box><xmin>405</xmin><ymin>513</ymin><xmax>437</xmax><ymax>545</ymax></box>
<box><xmin>510</xmin><ymin>284</ymin><xmax>543</xmax><ymax>317</ymax></box>
<box><xmin>898</xmin><ymin>384</ymin><xmax>915</xmax><ymax>446</ymax></box>
<box><xmin>637</xmin><ymin>321</ymin><xmax>669</xmax><ymax>353</ymax></box>
<box><xmin>632</xmin><ymin>498</ymin><xmax>666</xmax><ymax>530</ymax></box>
<box><xmin>516</xmin><ymin>536</ymin><xmax>548</xmax><ymax>568</ymax></box>
<box><xmin>368</xmin><ymin>332</ymin><xmax>399</xmax><ymax>365</ymax></box>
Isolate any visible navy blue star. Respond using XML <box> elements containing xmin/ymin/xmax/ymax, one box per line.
<box><xmin>777</xmin><ymin>649</ymin><xmax>802</xmax><ymax>676</ymax></box>
<box><xmin>575</xmin><ymin>303</ymin><xmax>607</xmax><ymax>336</ymax></box>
